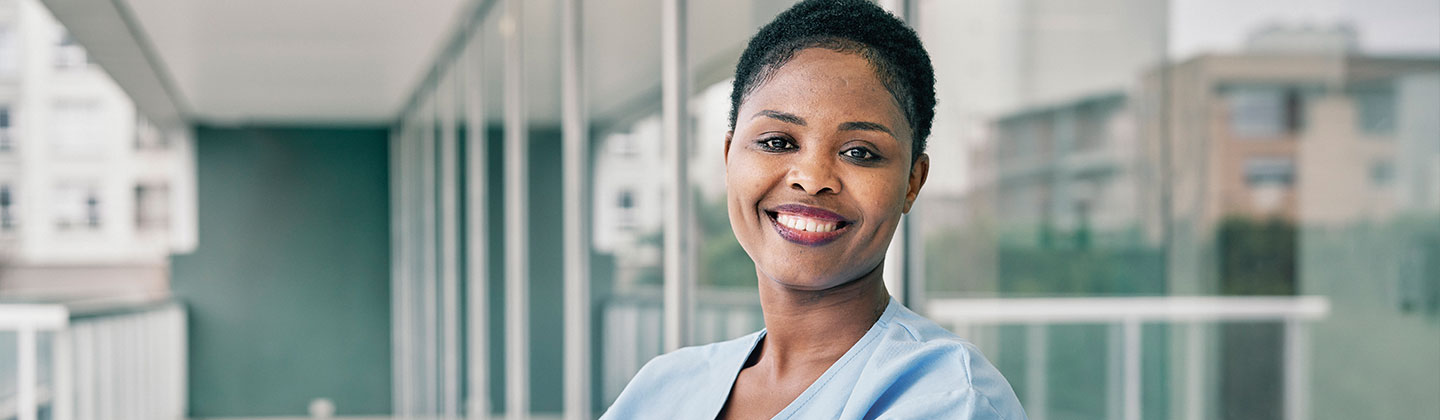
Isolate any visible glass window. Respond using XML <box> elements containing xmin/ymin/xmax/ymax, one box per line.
<box><xmin>584</xmin><ymin>0</ymin><xmax>664</xmax><ymax>410</ymax></box>
<box><xmin>1351</xmin><ymin>82</ymin><xmax>1397</xmax><ymax>135</ymax></box>
<box><xmin>1225</xmin><ymin>85</ymin><xmax>1301</xmax><ymax>139</ymax></box>
<box><xmin>0</xmin><ymin>23</ymin><xmax>16</xmax><ymax>76</ymax></box>
<box><xmin>1370</xmin><ymin>159</ymin><xmax>1395</xmax><ymax>187</ymax></box>
<box><xmin>53</xmin><ymin>183</ymin><xmax>100</xmax><ymax>230</ymax></box>
<box><xmin>134</xmin><ymin>182</ymin><xmax>170</xmax><ymax>231</ymax></box>
<box><xmin>909</xmin><ymin>1</ymin><xmax>1439</xmax><ymax>419</ymax></box>
<box><xmin>0</xmin><ymin>105</ymin><xmax>12</xmax><ymax>151</ymax></box>
<box><xmin>1244</xmin><ymin>157</ymin><xmax>1296</xmax><ymax>186</ymax></box>
<box><xmin>0</xmin><ymin>183</ymin><xmax>15</xmax><ymax>230</ymax></box>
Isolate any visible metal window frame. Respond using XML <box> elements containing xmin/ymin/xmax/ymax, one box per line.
<box><xmin>502</xmin><ymin>0</ymin><xmax>530</xmax><ymax>417</ymax></box>
<box><xmin>463</xmin><ymin>19</ymin><xmax>491</xmax><ymax>420</ymax></box>
<box><xmin>661</xmin><ymin>0</ymin><xmax>692</xmax><ymax>354</ymax></box>
<box><xmin>439</xmin><ymin>67</ymin><xmax>462</xmax><ymax>419</ymax></box>
<box><xmin>560</xmin><ymin>0</ymin><xmax>592</xmax><ymax>418</ymax></box>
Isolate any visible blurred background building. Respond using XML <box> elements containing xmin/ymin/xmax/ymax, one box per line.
<box><xmin>0</xmin><ymin>0</ymin><xmax>1433</xmax><ymax>419</ymax></box>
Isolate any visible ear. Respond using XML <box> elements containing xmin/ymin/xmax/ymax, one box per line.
<box><xmin>723</xmin><ymin>130</ymin><xmax>734</xmax><ymax>167</ymax></box>
<box><xmin>902</xmin><ymin>153</ymin><xmax>929</xmax><ymax>214</ymax></box>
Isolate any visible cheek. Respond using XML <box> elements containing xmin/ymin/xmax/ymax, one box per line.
<box><xmin>725</xmin><ymin>155</ymin><xmax>773</xmax><ymax>202</ymax></box>
<box><xmin>855</xmin><ymin>170</ymin><xmax>912</xmax><ymax>214</ymax></box>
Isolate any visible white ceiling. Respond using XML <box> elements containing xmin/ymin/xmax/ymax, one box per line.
<box><xmin>119</xmin><ymin>0</ymin><xmax>471</xmax><ymax>124</ymax></box>
<box><xmin>48</xmin><ymin>0</ymin><xmax>796</xmax><ymax>126</ymax></box>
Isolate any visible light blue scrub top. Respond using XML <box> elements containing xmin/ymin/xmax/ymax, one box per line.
<box><xmin>601</xmin><ymin>298</ymin><xmax>1028</xmax><ymax>419</ymax></box>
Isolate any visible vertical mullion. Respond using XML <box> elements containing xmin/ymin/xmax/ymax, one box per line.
<box><xmin>463</xmin><ymin>25</ymin><xmax>490</xmax><ymax>420</ymax></box>
<box><xmin>661</xmin><ymin>0</ymin><xmax>692</xmax><ymax>353</ymax></box>
<box><xmin>879</xmin><ymin>0</ymin><xmax>910</xmax><ymax>305</ymax></box>
<box><xmin>398</xmin><ymin>117</ymin><xmax>416</xmax><ymax>418</ymax></box>
<box><xmin>391</xmin><ymin>123</ymin><xmax>407</xmax><ymax>419</ymax></box>
<box><xmin>422</xmin><ymin>96</ymin><xmax>440</xmax><ymax>416</ymax></box>
<box><xmin>503</xmin><ymin>0</ymin><xmax>531</xmax><ymax>417</ymax></box>
<box><xmin>441</xmin><ymin>71</ymin><xmax>462</xmax><ymax>419</ymax></box>
<box><xmin>560</xmin><ymin>0</ymin><xmax>591</xmax><ymax>417</ymax></box>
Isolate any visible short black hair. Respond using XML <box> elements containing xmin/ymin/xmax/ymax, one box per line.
<box><xmin>729</xmin><ymin>0</ymin><xmax>936</xmax><ymax>164</ymax></box>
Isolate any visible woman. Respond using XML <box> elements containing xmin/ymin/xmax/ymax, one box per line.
<box><xmin>603</xmin><ymin>1</ymin><xmax>1026</xmax><ymax>418</ymax></box>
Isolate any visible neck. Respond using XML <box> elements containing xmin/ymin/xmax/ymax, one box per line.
<box><xmin>754</xmin><ymin>261</ymin><xmax>891</xmax><ymax>372</ymax></box>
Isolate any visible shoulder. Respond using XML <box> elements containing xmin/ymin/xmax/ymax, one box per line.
<box><xmin>853</xmin><ymin>304</ymin><xmax>1028</xmax><ymax>419</ymax></box>
<box><xmin>633</xmin><ymin>330</ymin><xmax>758</xmax><ymax>380</ymax></box>
<box><xmin>600</xmin><ymin>331</ymin><xmax>761</xmax><ymax>419</ymax></box>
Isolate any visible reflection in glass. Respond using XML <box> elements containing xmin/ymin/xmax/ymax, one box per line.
<box><xmin>908</xmin><ymin>0</ymin><xmax>1439</xmax><ymax>419</ymax></box>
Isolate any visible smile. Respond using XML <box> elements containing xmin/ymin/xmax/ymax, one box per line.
<box><xmin>765</xmin><ymin>204</ymin><xmax>851</xmax><ymax>246</ymax></box>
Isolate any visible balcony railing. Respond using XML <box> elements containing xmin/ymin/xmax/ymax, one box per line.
<box><xmin>602</xmin><ymin>293</ymin><xmax>1329</xmax><ymax>420</ymax></box>
<box><xmin>926</xmin><ymin>296</ymin><xmax>1331</xmax><ymax>420</ymax></box>
<box><xmin>0</xmin><ymin>297</ymin><xmax>186</xmax><ymax>420</ymax></box>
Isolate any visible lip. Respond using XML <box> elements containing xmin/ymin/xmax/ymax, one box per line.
<box><xmin>764</xmin><ymin>204</ymin><xmax>852</xmax><ymax>246</ymax></box>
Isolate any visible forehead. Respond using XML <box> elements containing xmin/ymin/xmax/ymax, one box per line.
<box><xmin>739</xmin><ymin>49</ymin><xmax>910</xmax><ymax>135</ymax></box>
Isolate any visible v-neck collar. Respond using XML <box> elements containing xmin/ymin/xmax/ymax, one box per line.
<box><xmin>710</xmin><ymin>297</ymin><xmax>900</xmax><ymax>420</ymax></box>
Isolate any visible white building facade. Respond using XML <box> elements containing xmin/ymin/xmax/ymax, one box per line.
<box><xmin>0</xmin><ymin>0</ymin><xmax>194</xmax><ymax>299</ymax></box>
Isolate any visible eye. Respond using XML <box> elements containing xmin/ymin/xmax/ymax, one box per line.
<box><xmin>842</xmin><ymin>147</ymin><xmax>878</xmax><ymax>161</ymax></box>
<box><xmin>757</xmin><ymin>136</ymin><xmax>797</xmax><ymax>152</ymax></box>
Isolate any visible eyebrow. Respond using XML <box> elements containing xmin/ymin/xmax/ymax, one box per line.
<box><xmin>753</xmin><ymin>110</ymin><xmax>805</xmax><ymax>125</ymax></box>
<box><xmin>754</xmin><ymin>110</ymin><xmax>895</xmax><ymax>137</ymax></box>
<box><xmin>838</xmin><ymin>121</ymin><xmax>894</xmax><ymax>137</ymax></box>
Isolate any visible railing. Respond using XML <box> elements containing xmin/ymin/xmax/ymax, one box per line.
<box><xmin>0</xmin><ymin>298</ymin><xmax>186</xmax><ymax>420</ymax></box>
<box><xmin>926</xmin><ymin>296</ymin><xmax>1331</xmax><ymax>420</ymax></box>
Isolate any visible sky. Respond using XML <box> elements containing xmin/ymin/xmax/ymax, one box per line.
<box><xmin>1170</xmin><ymin>0</ymin><xmax>1440</xmax><ymax>59</ymax></box>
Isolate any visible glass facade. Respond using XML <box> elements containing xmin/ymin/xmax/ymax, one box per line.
<box><xmin>391</xmin><ymin>0</ymin><xmax>1439</xmax><ymax>419</ymax></box>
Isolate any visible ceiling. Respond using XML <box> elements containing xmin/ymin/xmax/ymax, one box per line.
<box><xmin>47</xmin><ymin>0</ymin><xmax>470</xmax><ymax>124</ymax></box>
<box><xmin>45</xmin><ymin>0</ymin><xmax>794</xmax><ymax>126</ymax></box>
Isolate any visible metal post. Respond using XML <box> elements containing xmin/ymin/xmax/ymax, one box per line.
<box><xmin>441</xmin><ymin>71</ymin><xmax>462</xmax><ymax>419</ymax></box>
<box><xmin>390</xmin><ymin>126</ymin><xmax>407</xmax><ymax>419</ymax></box>
<box><xmin>18</xmin><ymin>327</ymin><xmax>36</xmax><ymax>420</ymax></box>
<box><xmin>503</xmin><ymin>0</ymin><xmax>531</xmax><ymax>417</ymax></box>
<box><xmin>55</xmin><ymin>327</ymin><xmax>73</xmax><ymax>420</ymax></box>
<box><xmin>1025</xmin><ymin>324</ymin><xmax>1048</xmax><ymax>420</ymax></box>
<box><xmin>422</xmin><ymin>96</ymin><xmax>441</xmax><ymax>416</ymax></box>
<box><xmin>1185</xmin><ymin>323</ymin><xmax>1205</xmax><ymax>420</ymax></box>
<box><xmin>464</xmin><ymin>24</ymin><xmax>490</xmax><ymax>420</ymax></box>
<box><xmin>1284</xmin><ymin>319</ymin><xmax>1310</xmax><ymax>420</ymax></box>
<box><xmin>661</xmin><ymin>0</ymin><xmax>692</xmax><ymax>353</ymax></box>
<box><xmin>1122</xmin><ymin>319</ymin><xmax>1142</xmax><ymax>420</ymax></box>
<box><xmin>561</xmin><ymin>0</ymin><xmax>592</xmax><ymax>417</ymax></box>
<box><xmin>400</xmin><ymin>116</ymin><xmax>418</xmax><ymax>419</ymax></box>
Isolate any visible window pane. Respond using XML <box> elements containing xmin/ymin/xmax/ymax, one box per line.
<box><xmin>912</xmin><ymin>0</ymin><xmax>1440</xmax><ymax>419</ymax></box>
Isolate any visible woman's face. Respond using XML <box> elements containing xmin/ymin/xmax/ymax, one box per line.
<box><xmin>725</xmin><ymin>48</ymin><xmax>929</xmax><ymax>291</ymax></box>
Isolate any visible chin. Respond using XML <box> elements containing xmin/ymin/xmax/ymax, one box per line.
<box><xmin>756</xmin><ymin>260</ymin><xmax>873</xmax><ymax>292</ymax></box>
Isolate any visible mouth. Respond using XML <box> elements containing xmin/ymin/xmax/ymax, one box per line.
<box><xmin>764</xmin><ymin>204</ymin><xmax>852</xmax><ymax>246</ymax></box>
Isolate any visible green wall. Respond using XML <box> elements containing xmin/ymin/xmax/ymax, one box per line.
<box><xmin>171</xmin><ymin>126</ymin><xmax>392</xmax><ymax>417</ymax></box>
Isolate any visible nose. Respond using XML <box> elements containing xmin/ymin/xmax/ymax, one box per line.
<box><xmin>787</xmin><ymin>151</ymin><xmax>841</xmax><ymax>195</ymax></box>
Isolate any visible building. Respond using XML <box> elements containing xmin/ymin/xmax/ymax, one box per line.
<box><xmin>0</xmin><ymin>0</ymin><xmax>194</xmax><ymax>299</ymax></box>
<box><xmin>989</xmin><ymin>91</ymin><xmax>1144</xmax><ymax>249</ymax></box>
<box><xmin>1142</xmin><ymin>25</ymin><xmax>1440</xmax><ymax>295</ymax></box>
<box><xmin>1141</xmin><ymin>24</ymin><xmax>1440</xmax><ymax>419</ymax></box>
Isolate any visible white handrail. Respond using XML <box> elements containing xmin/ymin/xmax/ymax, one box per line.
<box><xmin>926</xmin><ymin>295</ymin><xmax>1330</xmax><ymax>324</ymax></box>
<box><xmin>926</xmin><ymin>296</ymin><xmax>1330</xmax><ymax>420</ymax></box>
<box><xmin>0</xmin><ymin>305</ymin><xmax>69</xmax><ymax>330</ymax></box>
<box><xmin>0</xmin><ymin>301</ymin><xmax>186</xmax><ymax>420</ymax></box>
<box><xmin>0</xmin><ymin>304</ymin><xmax>67</xmax><ymax>420</ymax></box>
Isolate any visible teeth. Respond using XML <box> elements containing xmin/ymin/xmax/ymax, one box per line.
<box><xmin>775</xmin><ymin>213</ymin><xmax>840</xmax><ymax>233</ymax></box>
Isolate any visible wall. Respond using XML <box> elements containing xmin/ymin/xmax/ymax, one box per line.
<box><xmin>170</xmin><ymin>125</ymin><xmax>391</xmax><ymax>417</ymax></box>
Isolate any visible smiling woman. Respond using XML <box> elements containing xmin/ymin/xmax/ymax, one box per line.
<box><xmin>601</xmin><ymin>1</ymin><xmax>1027</xmax><ymax>419</ymax></box>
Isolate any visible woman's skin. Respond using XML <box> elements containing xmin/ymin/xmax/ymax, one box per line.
<box><xmin>717</xmin><ymin>47</ymin><xmax>930</xmax><ymax>420</ymax></box>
